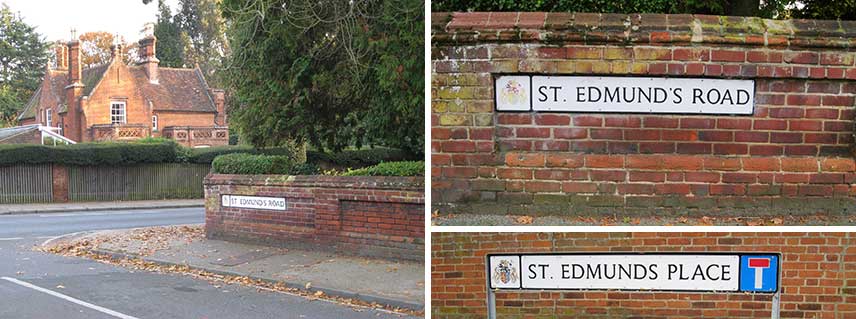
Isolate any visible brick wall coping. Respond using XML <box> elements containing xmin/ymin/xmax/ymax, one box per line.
<box><xmin>432</xmin><ymin>12</ymin><xmax>856</xmax><ymax>50</ymax></box>
<box><xmin>204</xmin><ymin>174</ymin><xmax>425</xmax><ymax>193</ymax></box>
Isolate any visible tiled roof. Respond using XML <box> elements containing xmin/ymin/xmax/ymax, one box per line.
<box><xmin>19</xmin><ymin>60</ymin><xmax>217</xmax><ymax>120</ymax></box>
<box><xmin>17</xmin><ymin>87</ymin><xmax>40</xmax><ymax>120</ymax></box>
<box><xmin>134</xmin><ymin>67</ymin><xmax>216</xmax><ymax>112</ymax></box>
<box><xmin>82</xmin><ymin>64</ymin><xmax>110</xmax><ymax>96</ymax></box>
<box><xmin>0</xmin><ymin>124</ymin><xmax>39</xmax><ymax>141</ymax></box>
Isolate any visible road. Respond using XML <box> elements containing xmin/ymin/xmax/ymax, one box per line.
<box><xmin>0</xmin><ymin>207</ymin><xmax>416</xmax><ymax>319</ymax></box>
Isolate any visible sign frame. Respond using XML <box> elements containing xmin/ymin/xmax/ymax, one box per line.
<box><xmin>486</xmin><ymin>251</ymin><xmax>780</xmax><ymax>293</ymax></box>
<box><xmin>220</xmin><ymin>194</ymin><xmax>288</xmax><ymax>211</ymax></box>
<box><xmin>485</xmin><ymin>252</ymin><xmax>782</xmax><ymax>319</ymax></box>
<box><xmin>493</xmin><ymin>74</ymin><xmax>757</xmax><ymax>115</ymax></box>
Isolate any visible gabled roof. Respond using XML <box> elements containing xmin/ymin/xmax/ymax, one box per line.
<box><xmin>0</xmin><ymin>124</ymin><xmax>77</xmax><ymax>144</ymax></box>
<box><xmin>135</xmin><ymin>67</ymin><xmax>217</xmax><ymax>112</ymax></box>
<box><xmin>19</xmin><ymin>58</ymin><xmax>218</xmax><ymax>120</ymax></box>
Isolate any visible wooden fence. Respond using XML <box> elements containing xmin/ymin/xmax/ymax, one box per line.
<box><xmin>0</xmin><ymin>163</ymin><xmax>209</xmax><ymax>204</ymax></box>
<box><xmin>0</xmin><ymin>164</ymin><xmax>53</xmax><ymax>203</ymax></box>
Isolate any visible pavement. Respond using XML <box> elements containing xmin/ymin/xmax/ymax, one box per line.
<box><xmin>0</xmin><ymin>199</ymin><xmax>204</xmax><ymax>215</ymax></box>
<box><xmin>73</xmin><ymin>226</ymin><xmax>425</xmax><ymax>310</ymax></box>
<box><xmin>0</xmin><ymin>207</ymin><xmax>417</xmax><ymax>319</ymax></box>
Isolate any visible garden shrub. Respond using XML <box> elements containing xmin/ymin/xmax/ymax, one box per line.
<box><xmin>211</xmin><ymin>153</ymin><xmax>294</xmax><ymax>175</ymax></box>
<box><xmin>307</xmin><ymin>147</ymin><xmax>419</xmax><ymax>168</ymax></box>
<box><xmin>341</xmin><ymin>161</ymin><xmax>424</xmax><ymax>177</ymax></box>
<box><xmin>0</xmin><ymin>141</ymin><xmax>181</xmax><ymax>166</ymax></box>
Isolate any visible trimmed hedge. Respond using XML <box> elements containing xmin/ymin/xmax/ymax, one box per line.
<box><xmin>307</xmin><ymin>147</ymin><xmax>420</xmax><ymax>168</ymax></box>
<box><xmin>342</xmin><ymin>161</ymin><xmax>424</xmax><ymax>177</ymax></box>
<box><xmin>0</xmin><ymin>142</ymin><xmax>181</xmax><ymax>166</ymax></box>
<box><xmin>212</xmin><ymin>153</ymin><xmax>295</xmax><ymax>175</ymax></box>
<box><xmin>188</xmin><ymin>144</ymin><xmax>304</xmax><ymax>164</ymax></box>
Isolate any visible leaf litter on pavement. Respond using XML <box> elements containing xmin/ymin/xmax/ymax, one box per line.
<box><xmin>36</xmin><ymin>225</ymin><xmax>421</xmax><ymax>317</ymax></box>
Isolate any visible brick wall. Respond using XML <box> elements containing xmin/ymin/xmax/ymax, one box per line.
<box><xmin>431</xmin><ymin>12</ymin><xmax>856</xmax><ymax>215</ymax></box>
<box><xmin>204</xmin><ymin>174</ymin><xmax>425</xmax><ymax>260</ymax></box>
<box><xmin>432</xmin><ymin>232</ymin><xmax>856</xmax><ymax>319</ymax></box>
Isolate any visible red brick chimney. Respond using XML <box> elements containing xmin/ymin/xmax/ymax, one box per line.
<box><xmin>54</xmin><ymin>40</ymin><xmax>68</xmax><ymax>70</ymax></box>
<box><xmin>64</xmin><ymin>29</ymin><xmax>84</xmax><ymax>142</ymax></box>
<box><xmin>137</xmin><ymin>24</ymin><xmax>159</xmax><ymax>84</ymax></box>
<box><xmin>210</xmin><ymin>89</ymin><xmax>226</xmax><ymax>126</ymax></box>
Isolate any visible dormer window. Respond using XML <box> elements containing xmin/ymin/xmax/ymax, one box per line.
<box><xmin>111</xmin><ymin>101</ymin><xmax>126</xmax><ymax>125</ymax></box>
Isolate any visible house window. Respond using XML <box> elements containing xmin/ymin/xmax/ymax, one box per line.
<box><xmin>45</xmin><ymin>109</ymin><xmax>52</xmax><ymax>126</ymax></box>
<box><xmin>152</xmin><ymin>115</ymin><xmax>158</xmax><ymax>131</ymax></box>
<box><xmin>110</xmin><ymin>102</ymin><xmax>126</xmax><ymax>125</ymax></box>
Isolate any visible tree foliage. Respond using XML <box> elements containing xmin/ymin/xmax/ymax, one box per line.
<box><xmin>221</xmin><ymin>0</ymin><xmax>424</xmax><ymax>154</ymax></box>
<box><xmin>153</xmin><ymin>0</ymin><xmax>186</xmax><ymax>68</ymax></box>
<box><xmin>0</xmin><ymin>4</ymin><xmax>49</xmax><ymax>126</ymax></box>
<box><xmin>792</xmin><ymin>0</ymin><xmax>856</xmax><ymax>20</ymax></box>
<box><xmin>432</xmin><ymin>0</ymin><xmax>855</xmax><ymax>20</ymax></box>
<box><xmin>78</xmin><ymin>31</ymin><xmax>137</xmax><ymax>68</ymax></box>
<box><xmin>145</xmin><ymin>0</ymin><xmax>229</xmax><ymax>85</ymax></box>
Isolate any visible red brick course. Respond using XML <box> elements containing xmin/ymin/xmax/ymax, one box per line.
<box><xmin>204</xmin><ymin>174</ymin><xmax>424</xmax><ymax>260</ymax></box>
<box><xmin>432</xmin><ymin>232</ymin><xmax>856</xmax><ymax>319</ymax></box>
<box><xmin>432</xmin><ymin>12</ymin><xmax>856</xmax><ymax>215</ymax></box>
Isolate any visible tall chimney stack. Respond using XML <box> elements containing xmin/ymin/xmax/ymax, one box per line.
<box><xmin>54</xmin><ymin>40</ymin><xmax>68</xmax><ymax>70</ymax></box>
<box><xmin>67</xmin><ymin>30</ymin><xmax>81</xmax><ymax>85</ymax></box>
<box><xmin>137</xmin><ymin>23</ymin><xmax>159</xmax><ymax>84</ymax></box>
<box><xmin>65</xmin><ymin>28</ymin><xmax>84</xmax><ymax>142</ymax></box>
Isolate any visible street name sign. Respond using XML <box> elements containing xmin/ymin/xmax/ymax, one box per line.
<box><xmin>487</xmin><ymin>253</ymin><xmax>779</xmax><ymax>293</ymax></box>
<box><xmin>221</xmin><ymin>195</ymin><xmax>287</xmax><ymax>211</ymax></box>
<box><xmin>495</xmin><ymin>75</ymin><xmax>755</xmax><ymax>114</ymax></box>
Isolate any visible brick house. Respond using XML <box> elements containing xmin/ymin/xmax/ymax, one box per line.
<box><xmin>17</xmin><ymin>28</ymin><xmax>228</xmax><ymax>147</ymax></box>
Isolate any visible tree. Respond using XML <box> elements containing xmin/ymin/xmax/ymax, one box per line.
<box><xmin>792</xmin><ymin>0</ymin><xmax>856</xmax><ymax>20</ymax></box>
<box><xmin>0</xmin><ymin>4</ymin><xmax>49</xmax><ymax>126</ymax></box>
<box><xmin>78</xmin><ymin>31</ymin><xmax>138</xmax><ymax>68</ymax></box>
<box><xmin>153</xmin><ymin>0</ymin><xmax>185</xmax><ymax>68</ymax></box>
<box><xmin>144</xmin><ymin>0</ymin><xmax>229</xmax><ymax>85</ymax></box>
<box><xmin>175</xmin><ymin>0</ymin><xmax>229</xmax><ymax>83</ymax></box>
<box><xmin>221</xmin><ymin>0</ymin><xmax>424</xmax><ymax>154</ymax></box>
<box><xmin>431</xmin><ymin>0</ymin><xmax>854</xmax><ymax>20</ymax></box>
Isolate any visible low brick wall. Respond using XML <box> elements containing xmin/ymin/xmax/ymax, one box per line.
<box><xmin>432</xmin><ymin>232</ymin><xmax>856</xmax><ymax>319</ymax></box>
<box><xmin>431</xmin><ymin>12</ymin><xmax>856</xmax><ymax>216</ymax></box>
<box><xmin>204</xmin><ymin>174</ymin><xmax>424</xmax><ymax>261</ymax></box>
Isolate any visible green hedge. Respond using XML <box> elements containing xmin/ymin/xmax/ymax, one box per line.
<box><xmin>0</xmin><ymin>142</ymin><xmax>182</xmax><ymax>166</ymax></box>
<box><xmin>307</xmin><ymin>147</ymin><xmax>420</xmax><ymax>168</ymax></box>
<box><xmin>342</xmin><ymin>161</ymin><xmax>424</xmax><ymax>177</ymax></box>
<box><xmin>188</xmin><ymin>144</ymin><xmax>304</xmax><ymax>164</ymax></box>
<box><xmin>212</xmin><ymin>153</ymin><xmax>295</xmax><ymax>175</ymax></box>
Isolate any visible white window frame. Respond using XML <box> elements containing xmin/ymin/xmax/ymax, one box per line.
<box><xmin>110</xmin><ymin>101</ymin><xmax>127</xmax><ymax>125</ymax></box>
<box><xmin>45</xmin><ymin>109</ymin><xmax>52</xmax><ymax>126</ymax></box>
<box><xmin>152</xmin><ymin>115</ymin><xmax>158</xmax><ymax>131</ymax></box>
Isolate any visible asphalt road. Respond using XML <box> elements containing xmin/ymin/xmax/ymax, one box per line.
<box><xmin>0</xmin><ymin>207</ymin><xmax>416</xmax><ymax>319</ymax></box>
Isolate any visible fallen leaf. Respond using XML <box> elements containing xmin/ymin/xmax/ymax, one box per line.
<box><xmin>514</xmin><ymin>216</ymin><xmax>534</xmax><ymax>225</ymax></box>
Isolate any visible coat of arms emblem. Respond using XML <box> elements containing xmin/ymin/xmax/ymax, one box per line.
<box><xmin>499</xmin><ymin>79</ymin><xmax>526</xmax><ymax>106</ymax></box>
<box><xmin>492</xmin><ymin>259</ymin><xmax>518</xmax><ymax>285</ymax></box>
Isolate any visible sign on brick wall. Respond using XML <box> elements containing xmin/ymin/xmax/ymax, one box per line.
<box><xmin>221</xmin><ymin>194</ymin><xmax>287</xmax><ymax>211</ymax></box>
<box><xmin>488</xmin><ymin>253</ymin><xmax>779</xmax><ymax>293</ymax></box>
<box><xmin>495</xmin><ymin>75</ymin><xmax>755</xmax><ymax>114</ymax></box>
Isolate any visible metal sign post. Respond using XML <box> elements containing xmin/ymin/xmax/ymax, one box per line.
<box><xmin>485</xmin><ymin>260</ymin><xmax>496</xmax><ymax>319</ymax></box>
<box><xmin>485</xmin><ymin>252</ymin><xmax>781</xmax><ymax>319</ymax></box>
<box><xmin>772</xmin><ymin>291</ymin><xmax>781</xmax><ymax>319</ymax></box>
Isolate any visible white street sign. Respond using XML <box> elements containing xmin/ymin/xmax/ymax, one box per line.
<box><xmin>488</xmin><ymin>253</ymin><xmax>778</xmax><ymax>292</ymax></box>
<box><xmin>221</xmin><ymin>195</ymin><xmax>287</xmax><ymax>211</ymax></box>
<box><xmin>495</xmin><ymin>75</ymin><xmax>755</xmax><ymax>114</ymax></box>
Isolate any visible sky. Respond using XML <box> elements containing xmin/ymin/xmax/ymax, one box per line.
<box><xmin>2</xmin><ymin>0</ymin><xmax>179</xmax><ymax>42</ymax></box>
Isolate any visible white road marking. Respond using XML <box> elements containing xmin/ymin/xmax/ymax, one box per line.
<box><xmin>1</xmin><ymin>277</ymin><xmax>140</xmax><ymax>319</ymax></box>
<box><xmin>40</xmin><ymin>231</ymin><xmax>90</xmax><ymax>247</ymax></box>
<box><xmin>0</xmin><ymin>237</ymin><xmax>23</xmax><ymax>241</ymax></box>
